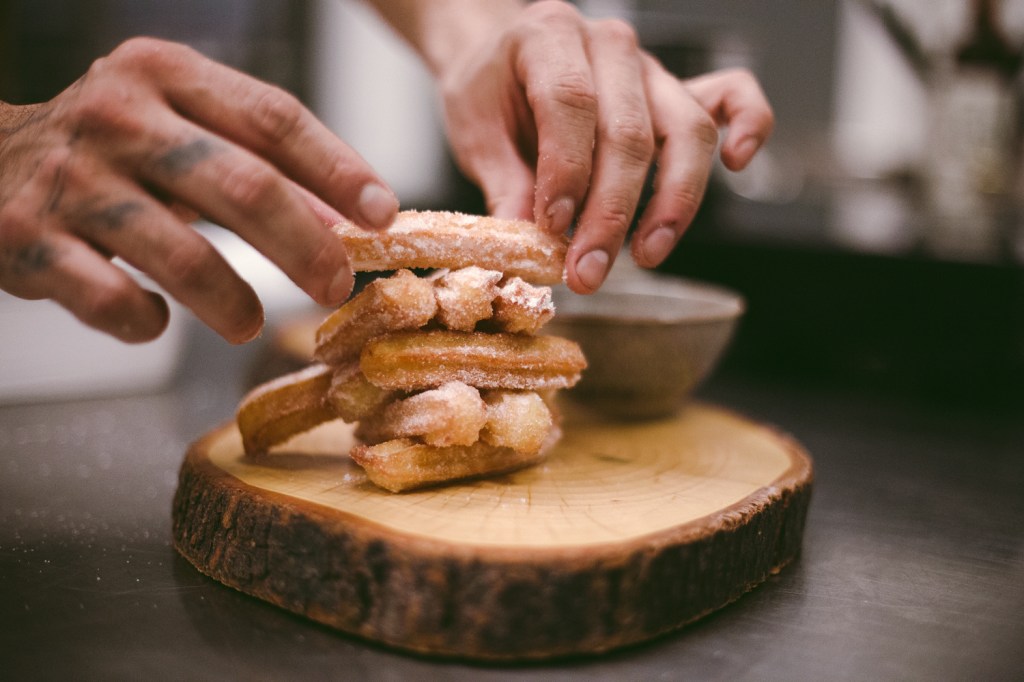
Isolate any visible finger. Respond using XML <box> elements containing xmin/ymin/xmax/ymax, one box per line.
<box><xmin>0</xmin><ymin>151</ymin><xmax>170</xmax><ymax>342</ymax></box>
<box><xmin>453</xmin><ymin>129</ymin><xmax>536</xmax><ymax>221</ymax></box>
<box><xmin>564</xmin><ymin>18</ymin><xmax>654</xmax><ymax>294</ymax></box>
<box><xmin>6</xmin><ymin>233</ymin><xmax>171</xmax><ymax>343</ymax></box>
<box><xmin>167</xmin><ymin>201</ymin><xmax>201</xmax><ymax>224</ymax></box>
<box><xmin>514</xmin><ymin>2</ymin><xmax>598</xmax><ymax>234</ymax></box>
<box><xmin>684</xmin><ymin>68</ymin><xmax>774</xmax><ymax>171</ymax></box>
<box><xmin>295</xmin><ymin>183</ymin><xmax>343</xmax><ymax>226</ymax></box>
<box><xmin>160</xmin><ymin>42</ymin><xmax>400</xmax><ymax>230</ymax></box>
<box><xmin>108</xmin><ymin>38</ymin><xmax>398</xmax><ymax>231</ymax></box>
<box><xmin>132</xmin><ymin>111</ymin><xmax>354</xmax><ymax>309</ymax></box>
<box><xmin>631</xmin><ymin>58</ymin><xmax>719</xmax><ymax>269</ymax></box>
<box><xmin>68</xmin><ymin>181</ymin><xmax>265</xmax><ymax>344</ymax></box>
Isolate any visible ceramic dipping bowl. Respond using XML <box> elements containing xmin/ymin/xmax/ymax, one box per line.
<box><xmin>547</xmin><ymin>268</ymin><xmax>744</xmax><ymax>419</ymax></box>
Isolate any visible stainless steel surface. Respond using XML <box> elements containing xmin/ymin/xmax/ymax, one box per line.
<box><xmin>2</xmin><ymin>323</ymin><xmax>1022</xmax><ymax>680</ymax></box>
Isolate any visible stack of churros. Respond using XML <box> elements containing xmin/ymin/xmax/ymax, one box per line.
<box><xmin>235</xmin><ymin>211</ymin><xmax>586</xmax><ymax>492</ymax></box>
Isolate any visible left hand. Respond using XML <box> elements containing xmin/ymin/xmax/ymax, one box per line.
<box><xmin>433</xmin><ymin>1</ymin><xmax>774</xmax><ymax>293</ymax></box>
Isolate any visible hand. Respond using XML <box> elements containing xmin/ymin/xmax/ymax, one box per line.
<box><xmin>0</xmin><ymin>37</ymin><xmax>398</xmax><ymax>344</ymax></box>
<box><xmin>432</xmin><ymin>1</ymin><xmax>774</xmax><ymax>292</ymax></box>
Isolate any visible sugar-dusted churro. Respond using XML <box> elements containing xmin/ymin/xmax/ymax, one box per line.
<box><xmin>235</xmin><ymin>213</ymin><xmax>586</xmax><ymax>492</ymax></box>
<box><xmin>360</xmin><ymin>330</ymin><xmax>587</xmax><ymax>391</ymax></box>
<box><xmin>326</xmin><ymin>362</ymin><xmax>396</xmax><ymax>422</ymax></box>
<box><xmin>480</xmin><ymin>390</ymin><xmax>553</xmax><ymax>455</ymax></box>
<box><xmin>314</xmin><ymin>269</ymin><xmax>436</xmax><ymax>365</ymax></box>
<box><xmin>355</xmin><ymin>381</ymin><xmax>487</xmax><ymax>447</ymax></box>
<box><xmin>491</xmin><ymin>276</ymin><xmax>555</xmax><ymax>334</ymax></box>
<box><xmin>433</xmin><ymin>266</ymin><xmax>502</xmax><ymax>331</ymax></box>
<box><xmin>237</xmin><ymin>364</ymin><xmax>335</xmax><ymax>456</ymax></box>
<box><xmin>349</xmin><ymin>438</ymin><xmax>549</xmax><ymax>493</ymax></box>
<box><xmin>333</xmin><ymin>210</ymin><xmax>568</xmax><ymax>284</ymax></box>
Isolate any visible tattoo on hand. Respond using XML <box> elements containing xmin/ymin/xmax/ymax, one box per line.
<box><xmin>153</xmin><ymin>138</ymin><xmax>216</xmax><ymax>177</ymax></box>
<box><xmin>79</xmin><ymin>200</ymin><xmax>143</xmax><ymax>231</ymax></box>
<box><xmin>3</xmin><ymin>242</ymin><xmax>57</xmax><ymax>277</ymax></box>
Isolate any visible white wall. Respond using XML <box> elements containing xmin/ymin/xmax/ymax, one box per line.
<box><xmin>308</xmin><ymin>0</ymin><xmax>449</xmax><ymax>207</ymax></box>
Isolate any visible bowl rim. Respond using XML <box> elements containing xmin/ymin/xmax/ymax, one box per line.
<box><xmin>551</xmin><ymin>276</ymin><xmax>745</xmax><ymax>325</ymax></box>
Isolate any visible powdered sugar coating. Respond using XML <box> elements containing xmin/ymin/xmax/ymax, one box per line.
<box><xmin>492</xmin><ymin>277</ymin><xmax>555</xmax><ymax>334</ymax></box>
<box><xmin>332</xmin><ymin>211</ymin><xmax>568</xmax><ymax>284</ymax></box>
<box><xmin>356</xmin><ymin>381</ymin><xmax>487</xmax><ymax>447</ymax></box>
<box><xmin>434</xmin><ymin>267</ymin><xmax>503</xmax><ymax>331</ymax></box>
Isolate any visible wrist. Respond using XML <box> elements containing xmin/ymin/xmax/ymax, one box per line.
<box><xmin>366</xmin><ymin>0</ymin><xmax>525</xmax><ymax>78</ymax></box>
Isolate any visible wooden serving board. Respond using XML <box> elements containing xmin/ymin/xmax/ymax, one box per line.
<box><xmin>172</xmin><ymin>402</ymin><xmax>812</xmax><ymax>660</ymax></box>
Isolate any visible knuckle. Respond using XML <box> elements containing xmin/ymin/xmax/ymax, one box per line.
<box><xmin>593</xmin><ymin>18</ymin><xmax>639</xmax><ymax>49</ymax></box>
<box><xmin>248</xmin><ymin>86</ymin><xmax>304</xmax><ymax>146</ymax></box>
<box><xmin>537</xmin><ymin>71</ymin><xmax>598</xmax><ymax>120</ymax></box>
<box><xmin>220</xmin><ymin>162</ymin><xmax>281</xmax><ymax>213</ymax></box>
<box><xmin>550</xmin><ymin>149</ymin><xmax>592</xmax><ymax>184</ymax></box>
<box><xmin>668</xmin><ymin>180</ymin><xmax>706</xmax><ymax>219</ymax></box>
<box><xmin>526</xmin><ymin>0</ymin><xmax>581</xmax><ymax>24</ymax></box>
<box><xmin>603</xmin><ymin>114</ymin><xmax>655</xmax><ymax>166</ymax></box>
<box><xmin>724</xmin><ymin>67</ymin><xmax>758</xmax><ymax>86</ymax></box>
<box><xmin>108</xmin><ymin>36</ymin><xmax>190</xmax><ymax>73</ymax></box>
<box><xmin>74</xmin><ymin>88</ymin><xmax>146</xmax><ymax>139</ymax></box>
<box><xmin>595</xmin><ymin>195</ymin><xmax>637</xmax><ymax>239</ymax></box>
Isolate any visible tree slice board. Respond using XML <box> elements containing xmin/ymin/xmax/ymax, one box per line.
<box><xmin>172</xmin><ymin>402</ymin><xmax>812</xmax><ymax>660</ymax></box>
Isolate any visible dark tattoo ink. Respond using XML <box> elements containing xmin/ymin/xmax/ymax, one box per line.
<box><xmin>153</xmin><ymin>138</ymin><xmax>216</xmax><ymax>177</ymax></box>
<box><xmin>10</xmin><ymin>242</ymin><xmax>57</xmax><ymax>276</ymax></box>
<box><xmin>80</xmin><ymin>200</ymin><xmax>143</xmax><ymax>231</ymax></box>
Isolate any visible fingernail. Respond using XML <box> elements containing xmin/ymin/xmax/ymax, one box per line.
<box><xmin>328</xmin><ymin>267</ymin><xmax>354</xmax><ymax>305</ymax></box>
<box><xmin>232</xmin><ymin>307</ymin><xmax>265</xmax><ymax>345</ymax></box>
<box><xmin>575</xmin><ymin>250</ymin><xmax>610</xmax><ymax>291</ymax></box>
<box><xmin>544</xmin><ymin>196</ymin><xmax>575</xmax><ymax>234</ymax></box>
<box><xmin>238</xmin><ymin>318</ymin><xmax>264</xmax><ymax>344</ymax></box>
<box><xmin>357</xmin><ymin>183</ymin><xmax>398</xmax><ymax>229</ymax></box>
<box><xmin>640</xmin><ymin>225</ymin><xmax>677</xmax><ymax>266</ymax></box>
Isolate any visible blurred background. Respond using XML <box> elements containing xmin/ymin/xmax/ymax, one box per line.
<box><xmin>2</xmin><ymin>0</ymin><xmax>1022</xmax><ymax>407</ymax></box>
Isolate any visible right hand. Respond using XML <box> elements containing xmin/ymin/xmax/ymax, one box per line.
<box><xmin>429</xmin><ymin>1</ymin><xmax>773</xmax><ymax>293</ymax></box>
<box><xmin>0</xmin><ymin>37</ymin><xmax>398</xmax><ymax>344</ymax></box>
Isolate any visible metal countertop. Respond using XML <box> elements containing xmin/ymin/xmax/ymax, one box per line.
<box><xmin>2</xmin><ymin>324</ymin><xmax>1022</xmax><ymax>681</ymax></box>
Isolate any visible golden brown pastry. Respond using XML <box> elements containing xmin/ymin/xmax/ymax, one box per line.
<box><xmin>349</xmin><ymin>438</ymin><xmax>550</xmax><ymax>493</ymax></box>
<box><xmin>360</xmin><ymin>330</ymin><xmax>586</xmax><ymax>391</ymax></box>
<box><xmin>333</xmin><ymin>210</ymin><xmax>568</xmax><ymax>284</ymax></box>
<box><xmin>491</xmin><ymin>276</ymin><xmax>556</xmax><ymax>334</ymax></box>
<box><xmin>480</xmin><ymin>390</ymin><xmax>553</xmax><ymax>455</ymax></box>
<box><xmin>235</xmin><ymin>212</ymin><xmax>585</xmax><ymax>491</ymax></box>
<box><xmin>354</xmin><ymin>381</ymin><xmax>488</xmax><ymax>447</ymax></box>
<box><xmin>314</xmin><ymin>268</ymin><xmax>436</xmax><ymax>365</ymax></box>
<box><xmin>326</xmin><ymin>363</ymin><xmax>396</xmax><ymax>422</ymax></box>
<box><xmin>237</xmin><ymin>364</ymin><xmax>335</xmax><ymax>456</ymax></box>
<box><xmin>432</xmin><ymin>266</ymin><xmax>503</xmax><ymax>331</ymax></box>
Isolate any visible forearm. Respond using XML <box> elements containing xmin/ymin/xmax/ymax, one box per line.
<box><xmin>361</xmin><ymin>0</ymin><xmax>526</xmax><ymax>77</ymax></box>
